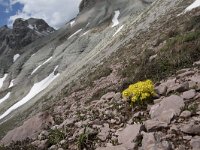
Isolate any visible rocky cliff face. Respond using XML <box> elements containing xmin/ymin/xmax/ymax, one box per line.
<box><xmin>11</xmin><ymin>18</ymin><xmax>54</xmax><ymax>48</ymax></box>
<box><xmin>79</xmin><ymin>0</ymin><xmax>98</xmax><ymax>12</ymax></box>
<box><xmin>79</xmin><ymin>0</ymin><xmax>154</xmax><ymax>12</ymax></box>
<box><xmin>1</xmin><ymin>0</ymin><xmax>200</xmax><ymax>149</ymax></box>
<box><xmin>0</xmin><ymin>18</ymin><xmax>55</xmax><ymax>75</ymax></box>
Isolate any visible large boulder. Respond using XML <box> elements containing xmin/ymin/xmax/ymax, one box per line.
<box><xmin>181</xmin><ymin>89</ymin><xmax>196</xmax><ymax>100</ymax></box>
<box><xmin>141</xmin><ymin>132</ymin><xmax>172</xmax><ymax>150</ymax></box>
<box><xmin>181</xmin><ymin>122</ymin><xmax>200</xmax><ymax>135</ymax></box>
<box><xmin>144</xmin><ymin>120</ymin><xmax>168</xmax><ymax>132</ymax></box>
<box><xmin>0</xmin><ymin>112</ymin><xmax>54</xmax><ymax>145</ymax></box>
<box><xmin>190</xmin><ymin>136</ymin><xmax>200</xmax><ymax>150</ymax></box>
<box><xmin>150</xmin><ymin>95</ymin><xmax>184</xmax><ymax>124</ymax></box>
<box><xmin>118</xmin><ymin>124</ymin><xmax>143</xmax><ymax>145</ymax></box>
<box><xmin>96</xmin><ymin>124</ymin><xmax>143</xmax><ymax>150</ymax></box>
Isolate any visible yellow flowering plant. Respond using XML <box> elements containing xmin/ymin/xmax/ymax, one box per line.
<box><xmin>122</xmin><ymin>80</ymin><xmax>156</xmax><ymax>107</ymax></box>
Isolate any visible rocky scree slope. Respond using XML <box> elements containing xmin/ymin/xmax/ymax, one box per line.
<box><xmin>17</xmin><ymin>66</ymin><xmax>200</xmax><ymax>150</ymax></box>
<box><xmin>0</xmin><ymin>0</ymin><xmax>155</xmax><ymax>135</ymax></box>
<box><xmin>1</xmin><ymin>0</ymin><xmax>200</xmax><ymax>149</ymax></box>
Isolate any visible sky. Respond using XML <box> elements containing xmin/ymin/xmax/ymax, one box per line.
<box><xmin>0</xmin><ymin>0</ymin><xmax>82</xmax><ymax>29</ymax></box>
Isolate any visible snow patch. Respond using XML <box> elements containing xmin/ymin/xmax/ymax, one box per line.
<box><xmin>68</xmin><ymin>29</ymin><xmax>82</xmax><ymax>39</ymax></box>
<box><xmin>83</xmin><ymin>31</ymin><xmax>89</xmax><ymax>35</ymax></box>
<box><xmin>28</xmin><ymin>24</ymin><xmax>34</xmax><ymax>30</ymax></box>
<box><xmin>0</xmin><ymin>66</ymin><xmax>60</xmax><ymax>120</ymax></box>
<box><xmin>81</xmin><ymin>31</ymin><xmax>90</xmax><ymax>37</ymax></box>
<box><xmin>31</xmin><ymin>57</ymin><xmax>53</xmax><ymax>75</ymax></box>
<box><xmin>70</xmin><ymin>20</ymin><xmax>75</xmax><ymax>27</ymax></box>
<box><xmin>42</xmin><ymin>56</ymin><xmax>53</xmax><ymax>64</ymax></box>
<box><xmin>34</xmin><ymin>25</ymin><xmax>38</xmax><ymax>30</ymax></box>
<box><xmin>31</xmin><ymin>65</ymin><xmax>42</xmax><ymax>75</ymax></box>
<box><xmin>112</xmin><ymin>10</ymin><xmax>120</xmax><ymax>27</ymax></box>
<box><xmin>86</xmin><ymin>22</ymin><xmax>90</xmax><ymax>28</ymax></box>
<box><xmin>0</xmin><ymin>74</ymin><xmax>8</xmax><ymax>89</ymax></box>
<box><xmin>0</xmin><ymin>92</ymin><xmax>11</xmax><ymax>104</ymax></box>
<box><xmin>13</xmin><ymin>54</ymin><xmax>20</xmax><ymax>62</ymax></box>
<box><xmin>9</xmin><ymin>80</ymin><xmax>14</xmax><ymax>88</ymax></box>
<box><xmin>113</xmin><ymin>25</ymin><xmax>124</xmax><ymax>37</ymax></box>
<box><xmin>185</xmin><ymin>0</ymin><xmax>200</xmax><ymax>12</ymax></box>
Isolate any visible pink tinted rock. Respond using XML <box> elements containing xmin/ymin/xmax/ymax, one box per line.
<box><xmin>1</xmin><ymin>112</ymin><xmax>54</xmax><ymax>145</ymax></box>
<box><xmin>97</xmin><ymin>123</ymin><xmax>110</xmax><ymax>141</ymax></box>
<box><xmin>150</xmin><ymin>95</ymin><xmax>184</xmax><ymax>124</ymax></box>
<box><xmin>101</xmin><ymin>92</ymin><xmax>116</xmax><ymax>100</ymax></box>
<box><xmin>181</xmin><ymin>89</ymin><xmax>196</xmax><ymax>100</ymax></box>
<box><xmin>144</xmin><ymin>119</ymin><xmax>168</xmax><ymax>131</ymax></box>
<box><xmin>180</xmin><ymin>110</ymin><xmax>192</xmax><ymax>118</ymax></box>
<box><xmin>118</xmin><ymin>124</ymin><xmax>142</xmax><ymax>144</ymax></box>
<box><xmin>155</xmin><ymin>85</ymin><xmax>167</xmax><ymax>95</ymax></box>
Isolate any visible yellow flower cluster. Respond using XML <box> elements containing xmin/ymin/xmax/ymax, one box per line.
<box><xmin>122</xmin><ymin>80</ymin><xmax>155</xmax><ymax>103</ymax></box>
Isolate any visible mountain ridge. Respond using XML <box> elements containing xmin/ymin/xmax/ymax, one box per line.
<box><xmin>0</xmin><ymin>18</ymin><xmax>55</xmax><ymax>77</ymax></box>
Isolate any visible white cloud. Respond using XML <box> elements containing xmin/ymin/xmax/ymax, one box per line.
<box><xmin>9</xmin><ymin>0</ymin><xmax>82</xmax><ymax>29</ymax></box>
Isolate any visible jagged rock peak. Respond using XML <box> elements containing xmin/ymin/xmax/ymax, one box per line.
<box><xmin>13</xmin><ymin>18</ymin><xmax>55</xmax><ymax>33</ymax></box>
<box><xmin>0</xmin><ymin>18</ymin><xmax>55</xmax><ymax>75</ymax></box>
<box><xmin>13</xmin><ymin>18</ymin><xmax>28</xmax><ymax>28</ymax></box>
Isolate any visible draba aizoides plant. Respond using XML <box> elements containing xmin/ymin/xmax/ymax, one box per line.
<box><xmin>122</xmin><ymin>80</ymin><xmax>156</xmax><ymax>107</ymax></box>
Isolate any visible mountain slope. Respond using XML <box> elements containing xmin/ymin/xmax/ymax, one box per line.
<box><xmin>0</xmin><ymin>0</ymin><xmax>155</xmax><ymax>125</ymax></box>
<box><xmin>1</xmin><ymin>0</ymin><xmax>200</xmax><ymax>149</ymax></box>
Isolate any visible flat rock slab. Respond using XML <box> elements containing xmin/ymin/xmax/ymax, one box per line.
<box><xmin>96</xmin><ymin>144</ymin><xmax>132</xmax><ymax>150</ymax></box>
<box><xmin>180</xmin><ymin>110</ymin><xmax>192</xmax><ymax>118</ymax></box>
<box><xmin>181</xmin><ymin>122</ymin><xmax>200</xmax><ymax>136</ymax></box>
<box><xmin>181</xmin><ymin>89</ymin><xmax>196</xmax><ymax>100</ymax></box>
<box><xmin>0</xmin><ymin>112</ymin><xmax>54</xmax><ymax>145</ymax></box>
<box><xmin>118</xmin><ymin>124</ymin><xmax>142</xmax><ymax>144</ymax></box>
<box><xmin>150</xmin><ymin>95</ymin><xmax>184</xmax><ymax>124</ymax></box>
<box><xmin>170</xmin><ymin>82</ymin><xmax>189</xmax><ymax>93</ymax></box>
<box><xmin>97</xmin><ymin>124</ymin><xmax>143</xmax><ymax>150</ymax></box>
<box><xmin>141</xmin><ymin>132</ymin><xmax>172</xmax><ymax>150</ymax></box>
<box><xmin>177</xmin><ymin>71</ymin><xmax>195</xmax><ymax>78</ymax></box>
<box><xmin>190</xmin><ymin>137</ymin><xmax>200</xmax><ymax>150</ymax></box>
<box><xmin>144</xmin><ymin>119</ymin><xmax>168</xmax><ymax>131</ymax></box>
<box><xmin>101</xmin><ymin>92</ymin><xmax>116</xmax><ymax>100</ymax></box>
<box><xmin>160</xmin><ymin>78</ymin><xmax>176</xmax><ymax>89</ymax></box>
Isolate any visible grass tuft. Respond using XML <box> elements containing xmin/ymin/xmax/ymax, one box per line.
<box><xmin>77</xmin><ymin>127</ymin><xmax>97</xmax><ymax>150</ymax></box>
<box><xmin>48</xmin><ymin>129</ymin><xmax>65</xmax><ymax>146</ymax></box>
